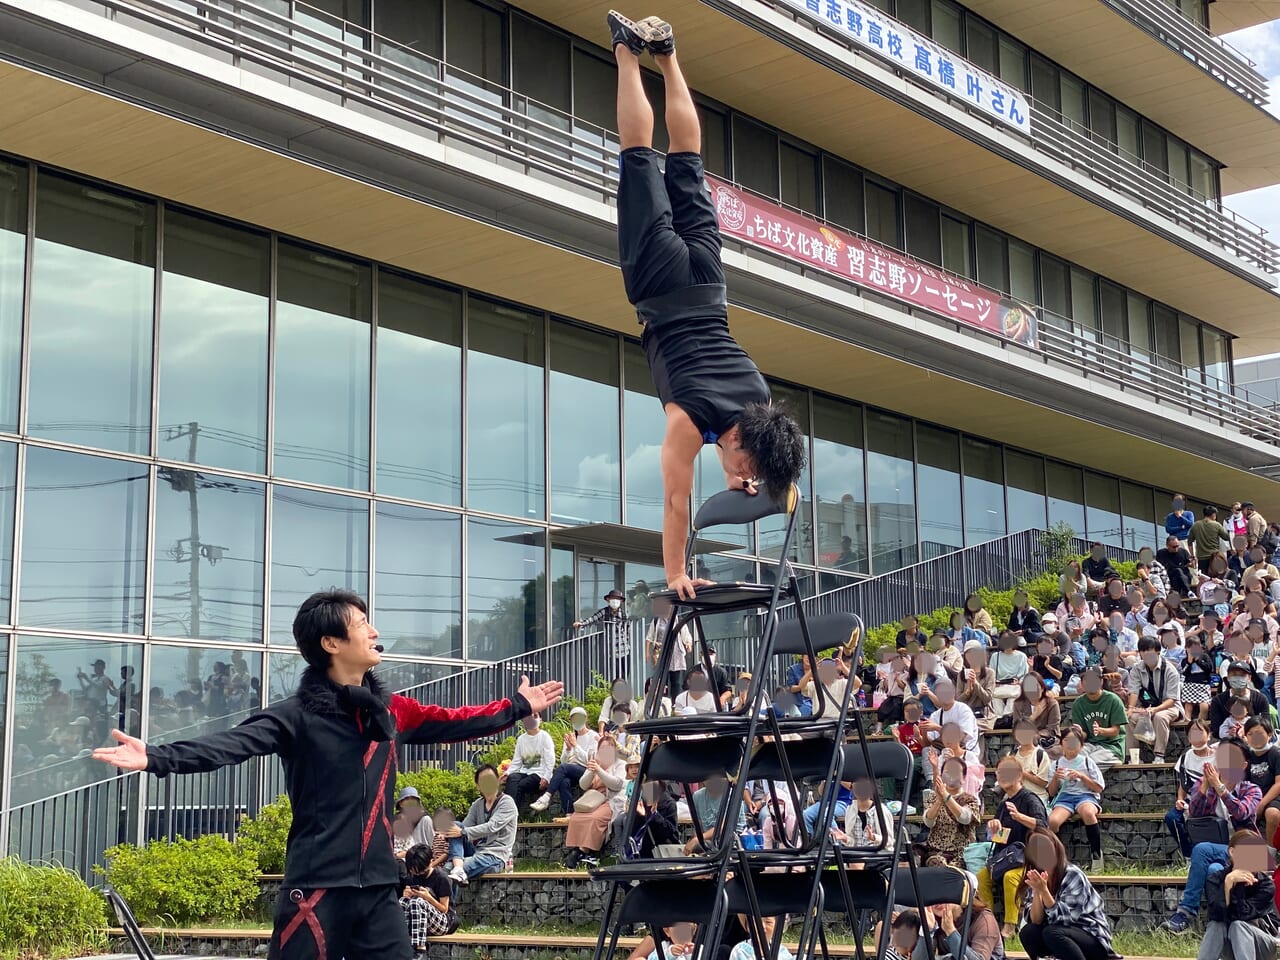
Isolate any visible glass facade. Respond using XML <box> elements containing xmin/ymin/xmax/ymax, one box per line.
<box><xmin>0</xmin><ymin>155</ymin><xmax>1231</xmax><ymax>850</ymax></box>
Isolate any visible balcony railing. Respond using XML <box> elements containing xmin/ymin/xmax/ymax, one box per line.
<box><xmin>21</xmin><ymin>0</ymin><xmax>1280</xmax><ymax>446</ymax></box>
<box><xmin>750</xmin><ymin>0</ymin><xmax>1280</xmax><ymax>276</ymax></box>
<box><xmin>1102</xmin><ymin>0</ymin><xmax>1268</xmax><ymax>106</ymax></box>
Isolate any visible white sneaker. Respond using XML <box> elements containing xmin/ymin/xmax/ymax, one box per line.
<box><xmin>448</xmin><ymin>866</ymin><xmax>467</xmax><ymax>884</ymax></box>
<box><xmin>530</xmin><ymin>792</ymin><xmax>552</xmax><ymax>812</ymax></box>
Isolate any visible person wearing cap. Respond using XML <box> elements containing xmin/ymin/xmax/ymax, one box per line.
<box><xmin>1210</xmin><ymin>661</ymin><xmax>1270</xmax><ymax>737</ymax></box>
<box><xmin>1068</xmin><ymin>667</ymin><xmax>1128</xmax><ymax>769</ymax></box>
<box><xmin>532</xmin><ymin>707</ymin><xmax>598</xmax><ymax>814</ymax></box>
<box><xmin>574</xmin><ymin>589</ymin><xmax>631</xmax><ymax>678</ymax></box>
<box><xmin>396</xmin><ymin>787</ymin><xmax>435</xmax><ymax>850</ymax></box>
<box><xmin>503</xmin><ymin>713</ymin><xmax>556</xmax><ymax>812</ymax></box>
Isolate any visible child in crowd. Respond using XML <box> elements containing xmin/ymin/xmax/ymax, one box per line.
<box><xmin>1166</xmin><ymin>719</ymin><xmax>1215</xmax><ymax>858</ymax></box>
<box><xmin>1046</xmin><ymin>728</ymin><xmax>1106</xmax><ymax>872</ymax></box>
<box><xmin>1012</xmin><ymin>718</ymin><xmax>1052</xmax><ymax>808</ymax></box>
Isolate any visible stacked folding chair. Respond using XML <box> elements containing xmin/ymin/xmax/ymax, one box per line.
<box><xmin>590</xmin><ymin>483</ymin><xmax>882</xmax><ymax>960</ymax></box>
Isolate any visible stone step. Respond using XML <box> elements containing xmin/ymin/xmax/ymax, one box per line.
<box><xmin>975</xmin><ymin>728</ymin><xmax>1190</xmax><ymax>768</ymax></box>
<box><xmin>978</xmin><ymin>763</ymin><xmax>1177</xmax><ymax>813</ymax></box>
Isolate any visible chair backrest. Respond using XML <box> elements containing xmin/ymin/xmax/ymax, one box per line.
<box><xmin>647</xmin><ymin>737</ymin><xmax>745</xmax><ymax>784</ymax></box>
<box><xmin>773</xmin><ymin>613</ymin><xmax>861</xmax><ymax>657</ymax></box>
<box><xmin>726</xmin><ymin>871</ymin><xmax>820</xmax><ymax>917</ymax></box>
<box><xmin>892</xmin><ymin>866</ymin><xmax>972</xmax><ymax>910</ymax></box>
<box><xmin>617</xmin><ymin>878</ymin><xmax>726</xmax><ymax>925</ymax></box>
<box><xmin>691</xmin><ymin>484</ymin><xmax>797</xmax><ymax>533</ymax></box>
<box><xmin>103</xmin><ymin>886</ymin><xmax>158</xmax><ymax>960</ymax></box>
<box><xmin>839</xmin><ymin>741</ymin><xmax>913</xmax><ymax>782</ymax></box>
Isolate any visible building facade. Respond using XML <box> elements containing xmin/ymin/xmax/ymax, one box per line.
<box><xmin>1</xmin><ymin>0</ymin><xmax>1279</xmax><ymax>865</ymax></box>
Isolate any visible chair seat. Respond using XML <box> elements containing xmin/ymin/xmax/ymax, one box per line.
<box><xmin>590</xmin><ymin>858</ymin><xmax>723</xmax><ymax>884</ymax></box>
<box><xmin>726</xmin><ymin>870</ymin><xmax>825</xmax><ymax>916</ymax></box>
<box><xmin>746</xmin><ymin>736</ymin><xmax>841</xmax><ymax>782</ymax></box>
<box><xmin>649</xmin><ymin>582</ymin><xmax>793</xmax><ymax>610</ymax></box>
<box><xmin>626</xmin><ymin>711</ymin><xmax>758</xmax><ymax>737</ymax></box>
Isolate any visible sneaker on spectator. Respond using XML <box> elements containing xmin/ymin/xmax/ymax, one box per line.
<box><xmin>448</xmin><ymin>865</ymin><xmax>467</xmax><ymax>885</ymax></box>
<box><xmin>530</xmin><ymin>792</ymin><xmax>552</xmax><ymax>812</ymax></box>
<box><xmin>564</xmin><ymin>848</ymin><xmax>582</xmax><ymax>870</ymax></box>
<box><xmin>579</xmin><ymin>854</ymin><xmax>600</xmax><ymax>869</ymax></box>
<box><xmin>1163</xmin><ymin>909</ymin><xmax>1192</xmax><ymax>934</ymax></box>
<box><xmin>1090</xmin><ymin>853</ymin><xmax>1104</xmax><ymax>873</ymax></box>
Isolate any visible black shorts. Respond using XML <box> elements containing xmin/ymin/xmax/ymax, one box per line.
<box><xmin>618</xmin><ymin>147</ymin><xmax>724</xmax><ymax>305</ymax></box>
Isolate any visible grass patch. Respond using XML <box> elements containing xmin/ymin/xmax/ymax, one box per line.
<box><xmin>1091</xmin><ymin>862</ymin><xmax>1187</xmax><ymax>878</ymax></box>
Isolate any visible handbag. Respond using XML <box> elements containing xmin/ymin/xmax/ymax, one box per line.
<box><xmin>573</xmin><ymin>788</ymin><xmax>607</xmax><ymax>813</ymax></box>
<box><xmin>987</xmin><ymin>841</ymin><xmax>1025</xmax><ymax>876</ymax></box>
<box><xmin>1186</xmin><ymin>816</ymin><xmax>1230</xmax><ymax>847</ymax></box>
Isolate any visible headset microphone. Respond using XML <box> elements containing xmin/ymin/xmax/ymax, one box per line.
<box><xmin>374</xmin><ymin>644</ymin><xmax>385</xmax><ymax>653</ymax></box>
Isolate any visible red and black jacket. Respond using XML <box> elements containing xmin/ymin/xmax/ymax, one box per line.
<box><xmin>145</xmin><ymin>667</ymin><xmax>529</xmax><ymax>889</ymax></box>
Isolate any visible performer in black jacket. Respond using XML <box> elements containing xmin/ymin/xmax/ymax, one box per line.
<box><xmin>94</xmin><ymin>589</ymin><xmax>563</xmax><ymax>960</ymax></box>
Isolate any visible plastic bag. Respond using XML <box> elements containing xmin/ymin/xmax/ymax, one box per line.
<box><xmin>1131</xmin><ymin>712</ymin><xmax>1156</xmax><ymax>744</ymax></box>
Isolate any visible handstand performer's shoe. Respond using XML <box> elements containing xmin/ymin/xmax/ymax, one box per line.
<box><xmin>607</xmin><ymin>11</ymin><xmax>649</xmax><ymax>56</ymax></box>
<box><xmin>636</xmin><ymin>15</ymin><xmax>675</xmax><ymax>56</ymax></box>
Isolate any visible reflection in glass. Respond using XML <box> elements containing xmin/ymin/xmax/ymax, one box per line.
<box><xmin>467</xmin><ymin>518</ymin><xmax>545</xmax><ymax>660</ymax></box>
<box><xmin>28</xmin><ymin>173</ymin><xmax>154</xmax><ymax>454</ymax></box>
<box><xmin>0</xmin><ymin>159</ymin><xmax>26</xmax><ymax>432</ymax></box>
<box><xmin>867</xmin><ymin>410</ymin><xmax>916</xmax><ymax>572</ymax></box>
<box><xmin>147</xmin><ymin>645</ymin><xmax>262</xmax><ymax>742</ymax></box>
<box><xmin>1</xmin><ymin>442</ymin><xmax>13</xmax><ymax>620</ymax></box>
<box><xmin>759</xmin><ymin>384</ymin><xmax>812</xmax><ymax>565</ymax></box>
<box><xmin>159</xmin><ymin>211</ymin><xmax>269</xmax><ymax>472</ymax></box>
<box><xmin>467</xmin><ymin>298</ymin><xmax>544</xmax><ymax>520</ymax></box>
<box><xmin>269</xmin><ymin>651</ymin><xmax>307</xmax><ymax>705</ymax></box>
<box><xmin>1085</xmin><ymin>472</ymin><xmax>1122</xmax><ymax>545</ymax></box>
<box><xmin>153</xmin><ymin>471</ymin><xmax>265</xmax><ymax>644</ymax></box>
<box><xmin>915</xmin><ymin>424</ymin><xmax>961</xmax><ymax>558</ymax></box>
<box><xmin>275</xmin><ymin>242</ymin><xmax>371</xmax><ymax>489</ymax></box>
<box><xmin>1005</xmin><ymin>449</ymin><xmax>1047</xmax><ymax>534</ymax></box>
<box><xmin>20</xmin><ymin>447</ymin><xmax>147</xmax><ymax>633</ymax></box>
<box><xmin>374</xmin><ymin>503</ymin><xmax>461</xmax><ymax>658</ymax></box>
<box><xmin>1120</xmin><ymin>482</ymin><xmax>1157</xmax><ymax>552</ymax></box>
<box><xmin>623</xmin><ymin>341</ymin><xmax>665</xmax><ymax>531</ymax></box>
<box><xmin>697</xmin><ymin>555</ymin><xmax>756</xmax><ymax>642</ymax></box>
<box><xmin>812</xmin><ymin>395</ymin><xmax>867</xmax><ymax>574</ymax></box>
<box><xmin>270</xmin><ymin>486</ymin><xmax>368</xmax><ymax>645</ymax></box>
<box><xmin>1046</xmin><ymin>461</ymin><xmax>1085</xmax><ymax>538</ymax></box>
<box><xmin>550</xmin><ymin>544</ymin><xmax>576</xmax><ymax>639</ymax></box>
<box><xmin>375</xmin><ymin>272</ymin><xmax>462</xmax><ymax>505</ymax></box>
<box><xmin>10</xmin><ymin>635</ymin><xmax>142</xmax><ymax>806</ymax></box>
<box><xmin>962</xmin><ymin>437</ymin><xmax>1006</xmax><ymax>546</ymax></box>
<box><xmin>549</xmin><ymin>321</ymin><xmax>620</xmax><ymax>524</ymax></box>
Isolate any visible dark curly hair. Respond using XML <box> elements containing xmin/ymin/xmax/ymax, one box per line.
<box><xmin>736</xmin><ymin>401</ymin><xmax>806</xmax><ymax>498</ymax></box>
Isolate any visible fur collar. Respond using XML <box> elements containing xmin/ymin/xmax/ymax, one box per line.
<box><xmin>297</xmin><ymin>666</ymin><xmax>389</xmax><ymax>716</ymax></box>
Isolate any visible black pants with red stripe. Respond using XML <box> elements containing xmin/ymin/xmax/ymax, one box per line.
<box><xmin>269</xmin><ymin>884</ymin><xmax>413</xmax><ymax>960</ymax></box>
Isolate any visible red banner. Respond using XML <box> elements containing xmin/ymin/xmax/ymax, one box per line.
<box><xmin>707</xmin><ymin>175</ymin><xmax>1039</xmax><ymax>349</ymax></box>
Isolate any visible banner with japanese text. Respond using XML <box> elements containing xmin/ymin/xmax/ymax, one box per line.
<box><xmin>707</xmin><ymin>175</ymin><xmax>1040</xmax><ymax>349</ymax></box>
<box><xmin>778</xmin><ymin>0</ymin><xmax>1030</xmax><ymax>135</ymax></box>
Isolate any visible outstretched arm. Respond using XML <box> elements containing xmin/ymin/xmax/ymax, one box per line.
<box><xmin>391</xmin><ymin>675</ymin><xmax>564</xmax><ymax>745</ymax></box>
<box><xmin>94</xmin><ymin>710</ymin><xmax>291</xmax><ymax>777</ymax></box>
<box><xmin>661</xmin><ymin>408</ymin><xmax>709</xmax><ymax>600</ymax></box>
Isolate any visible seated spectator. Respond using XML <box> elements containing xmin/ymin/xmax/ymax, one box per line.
<box><xmin>1100</xmin><ymin>644</ymin><xmax>1130</xmax><ymax>701</ymax></box>
<box><xmin>1046</xmin><ymin>728</ymin><xmax>1106</xmax><ymax>872</ymax></box>
<box><xmin>747</xmin><ymin>779</ymin><xmax>796</xmax><ymax>850</ymax></box>
<box><xmin>920</xmin><ymin>756</ymin><xmax>979</xmax><ymax>868</ymax></box>
<box><xmin>643</xmin><ymin>676</ymin><xmax>674</xmax><ymax>718</ymax></box>
<box><xmin>1159</xmin><ymin>533</ymin><xmax>1195</xmax><ymax>597</ymax></box>
<box><xmin>396</xmin><ymin>786</ymin><xmax>434</xmax><ymax>849</ymax></box>
<box><xmin>909</xmin><ymin>652</ymin><xmax>942</xmax><ymax>719</ymax></box>
<box><xmin>1144</xmin><ymin>599</ymin><xmax>1184</xmax><ymax>643</ymax></box>
<box><xmin>687</xmin><ymin>772</ymin><xmax>748</xmax><ymax>854</ymax></box>
<box><xmin>502</xmin><ymin>713</ymin><xmax>554</xmax><ymax>810</ymax></box>
<box><xmin>876</xmin><ymin>650</ymin><xmax>911</xmax><ymax>732</ymax></box>
<box><xmin>1137</xmin><ymin>547</ymin><xmax>1169</xmax><ymax>599</ymax></box>
<box><xmin>1198</xmin><ymin>830</ymin><xmax>1280</xmax><ymax>960</ymax></box>
<box><xmin>628</xmin><ymin>923</ymin><xmax>698</xmax><ymax>960</ymax></box>
<box><xmin>1166</xmin><ymin>590</ymin><xmax>1192</xmax><ymax>624</ymax></box>
<box><xmin>446</xmin><ymin>765</ymin><xmax>516</xmax><ymax>885</ymax></box>
<box><xmin>1242</xmin><ymin>717</ymin><xmax>1280</xmax><ymax>845</ymax></box>
<box><xmin>832</xmin><ymin>778</ymin><xmax>895</xmax><ymax>850</ymax></box>
<box><xmin>392</xmin><ymin>813</ymin><xmax>415</xmax><ymax>859</ymax></box>
<box><xmin>958</xmin><ymin>643</ymin><xmax>994</xmax><ymax>723</ymax></box>
<box><xmin>1011</xmin><ymin>718</ymin><xmax>1053</xmax><ymax>807</ymax></box>
<box><xmin>944</xmin><ymin>609</ymin><xmax>986</xmax><ymax>650</ymax></box>
<box><xmin>728</xmin><ymin>914</ymin><xmax>792</xmax><ymax>960</ymax></box>
<box><xmin>1167</xmin><ymin>720</ymin><xmax>1216</xmax><ymax>858</ymax></box>
<box><xmin>1128</xmin><ymin>636</ymin><xmax>1183</xmax><ymax>764</ymax></box>
<box><xmin>1056</xmin><ymin>593</ymin><xmax>1096</xmax><ymax>639</ymax></box>
<box><xmin>965</xmin><ymin>593</ymin><xmax>994</xmax><ymax>637</ymax></box>
<box><xmin>886</xmin><ymin>698</ymin><xmax>926</xmax><ymax>809</ymax></box>
<box><xmin>897</xmin><ymin>614</ymin><xmax>929</xmax><ymax>649</ymax></box>
<box><xmin>673</xmin><ymin>672</ymin><xmax>718</xmax><ymax>715</ymax></box>
<box><xmin>1031</xmin><ymin>638</ymin><xmax>1066</xmax><ymax>690</ymax></box>
<box><xmin>624</xmin><ymin>779</ymin><xmax>679</xmax><ymax>859</ymax></box>
<box><xmin>1083</xmin><ymin>543</ymin><xmax>1117</xmax><ymax>595</ymax></box>
<box><xmin>1210</xmin><ymin>661</ymin><xmax>1270</xmax><ymax>736</ymax></box>
<box><xmin>532</xmin><ymin>706</ymin><xmax>598</xmax><ymax>813</ymax></box>
<box><xmin>1164</xmin><ymin>740</ymin><xmax>1263</xmax><ymax>935</ymax></box>
<box><xmin>800</xmin><ymin>772</ymin><xmax>852</xmax><ymax>840</ymax></box>
<box><xmin>785</xmin><ymin>654</ymin><xmax>815</xmax><ymax>718</ymax></box>
<box><xmin>1097</xmin><ymin>577</ymin><xmax>1130</xmax><ymax>618</ymax></box>
<box><xmin>920</xmin><ymin>899</ymin><xmax>1004</xmax><ymax>960</ymax></box>
<box><xmin>1069</xmin><ymin>667</ymin><xmax>1128</xmax><ymax>769</ymax></box>
<box><xmin>1105</xmin><ymin>611</ymin><xmax>1140</xmax><ymax>666</ymax></box>
<box><xmin>1160</xmin><ymin>624</ymin><xmax>1187</xmax><ymax>671</ymax></box>
<box><xmin>599</xmin><ymin>679</ymin><xmax>644</xmax><ymax>735</ymax></box>
<box><xmin>1012</xmin><ymin>675</ymin><xmax>1060</xmax><ymax>748</ymax></box>
<box><xmin>979</xmin><ymin>756</ymin><xmax>1048</xmax><ymax>939</ymax></box>
<box><xmin>1222</xmin><ymin>698</ymin><xmax>1252</xmax><ymax>744</ymax></box>
<box><xmin>428</xmin><ymin>807</ymin><xmax>453</xmax><ymax>873</ymax></box>
<box><xmin>1018</xmin><ymin>829</ymin><xmax>1115</xmax><ymax>960</ymax></box>
<box><xmin>1059</xmin><ymin>559</ymin><xmax>1089</xmax><ymax>604</ymax></box>
<box><xmin>563</xmin><ymin>736</ymin><xmax>627</xmax><ymax>869</ymax></box>
<box><xmin>931</xmin><ymin>628</ymin><xmax>964</xmax><ymax>679</ymax></box>
<box><xmin>804</xmin><ymin>656</ymin><xmax>853</xmax><ymax>720</ymax></box>
<box><xmin>1123</xmin><ymin>586</ymin><xmax>1149</xmax><ymax>636</ymax></box>
<box><xmin>919</xmin><ymin>679</ymin><xmax>984</xmax><ymax>797</ymax></box>
<box><xmin>1189</xmin><ymin>609</ymin><xmax>1225</xmax><ymax>655</ymax></box>
<box><xmin>990</xmin><ymin>632</ymin><xmax>1030</xmax><ymax>719</ymax></box>
<box><xmin>1008</xmin><ymin>590</ymin><xmax>1043</xmax><ymax>642</ymax></box>
<box><xmin>1182</xmin><ymin>636</ymin><xmax>1216</xmax><ymax>722</ymax></box>
<box><xmin>400</xmin><ymin>844</ymin><xmax>458</xmax><ymax>947</ymax></box>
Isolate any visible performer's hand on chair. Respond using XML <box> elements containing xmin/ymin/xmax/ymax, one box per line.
<box><xmin>727</xmin><ymin>475</ymin><xmax>758</xmax><ymax>496</ymax></box>
<box><xmin>518</xmin><ymin>674</ymin><xmax>565</xmax><ymax>714</ymax></box>
<box><xmin>669</xmin><ymin>574</ymin><xmax>714</xmax><ymax>601</ymax></box>
<box><xmin>92</xmin><ymin>729</ymin><xmax>149</xmax><ymax>771</ymax></box>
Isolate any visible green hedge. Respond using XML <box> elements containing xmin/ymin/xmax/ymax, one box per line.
<box><xmin>96</xmin><ymin>834</ymin><xmax>260</xmax><ymax>925</ymax></box>
<box><xmin>237</xmin><ymin>794</ymin><xmax>291</xmax><ymax>875</ymax></box>
<box><xmin>0</xmin><ymin>857</ymin><xmax>106</xmax><ymax>960</ymax></box>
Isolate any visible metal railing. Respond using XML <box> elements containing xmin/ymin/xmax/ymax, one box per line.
<box><xmin>753</xmin><ymin>0</ymin><xmax>1280</xmax><ymax>274</ymax></box>
<box><xmin>1103</xmin><ymin>0</ymin><xmax>1268</xmax><ymax>105</ymax></box>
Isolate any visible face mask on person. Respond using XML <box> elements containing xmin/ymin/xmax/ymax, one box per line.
<box><xmin>571</xmin><ymin>715</ymin><xmax>587</xmax><ymax>732</ymax></box>
<box><xmin>1142</xmin><ymin>652</ymin><xmax>1160</xmax><ymax>669</ymax></box>
<box><xmin>1248</xmin><ymin>733</ymin><xmax>1270</xmax><ymax>752</ymax></box>
<box><xmin>607</xmin><ymin>598</ymin><xmax>622</xmax><ymax>610</ymax></box>
<box><xmin>1189</xmin><ymin>728</ymin><xmax>1209</xmax><ymax>749</ymax></box>
<box><xmin>708</xmin><ymin>654</ymin><xmax>717</xmax><ymax>666</ymax></box>
<box><xmin>1230</xmin><ymin>676</ymin><xmax>1250</xmax><ymax>690</ymax></box>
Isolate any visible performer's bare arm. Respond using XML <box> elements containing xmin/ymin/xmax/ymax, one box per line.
<box><xmin>661</xmin><ymin>406</ymin><xmax>711</xmax><ymax>600</ymax></box>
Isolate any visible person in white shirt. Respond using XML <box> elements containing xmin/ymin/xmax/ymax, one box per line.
<box><xmin>989</xmin><ymin>632</ymin><xmax>1030</xmax><ymax>719</ymax></box>
<box><xmin>599</xmin><ymin>679</ymin><xmax>644</xmax><ymax>735</ymax></box>
<box><xmin>531</xmin><ymin>706</ymin><xmax>598</xmax><ymax>813</ymax></box>
<box><xmin>918</xmin><ymin>679</ymin><xmax>983</xmax><ymax>797</ymax></box>
<box><xmin>673</xmin><ymin>670</ymin><xmax>718</xmax><ymax>714</ymax></box>
<box><xmin>502</xmin><ymin>713</ymin><xmax>555</xmax><ymax>810</ymax></box>
<box><xmin>803</xmin><ymin>656</ymin><xmax>855</xmax><ymax>721</ymax></box>
<box><xmin>833</xmin><ymin>778</ymin><xmax>896</xmax><ymax>850</ymax></box>
<box><xmin>647</xmin><ymin>611</ymin><xmax>694</xmax><ymax>697</ymax></box>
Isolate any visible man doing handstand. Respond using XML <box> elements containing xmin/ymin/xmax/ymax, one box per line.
<box><xmin>608</xmin><ymin>12</ymin><xmax>806</xmax><ymax>600</ymax></box>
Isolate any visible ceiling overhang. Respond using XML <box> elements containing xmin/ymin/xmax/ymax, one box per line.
<box><xmin>1209</xmin><ymin>0</ymin><xmax>1280</xmax><ymax>34</ymax></box>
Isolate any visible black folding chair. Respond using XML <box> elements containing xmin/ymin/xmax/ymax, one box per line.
<box><xmin>819</xmin><ymin>865</ymin><xmax>974</xmax><ymax>960</ymax></box>
<box><xmin>103</xmin><ymin>886</ymin><xmax>158</xmax><ymax>960</ymax></box>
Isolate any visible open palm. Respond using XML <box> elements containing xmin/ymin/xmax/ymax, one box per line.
<box><xmin>517</xmin><ymin>675</ymin><xmax>565</xmax><ymax>715</ymax></box>
<box><xmin>91</xmin><ymin>729</ymin><xmax>149</xmax><ymax>772</ymax></box>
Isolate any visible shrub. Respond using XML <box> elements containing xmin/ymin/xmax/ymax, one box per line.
<box><xmin>398</xmin><ymin>764</ymin><xmax>480</xmax><ymax>819</ymax></box>
<box><xmin>96</xmin><ymin>834</ymin><xmax>259</xmax><ymax>925</ymax></box>
<box><xmin>0</xmin><ymin>857</ymin><xmax>106</xmax><ymax>960</ymax></box>
<box><xmin>237</xmin><ymin>795</ymin><xmax>291</xmax><ymax>875</ymax></box>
